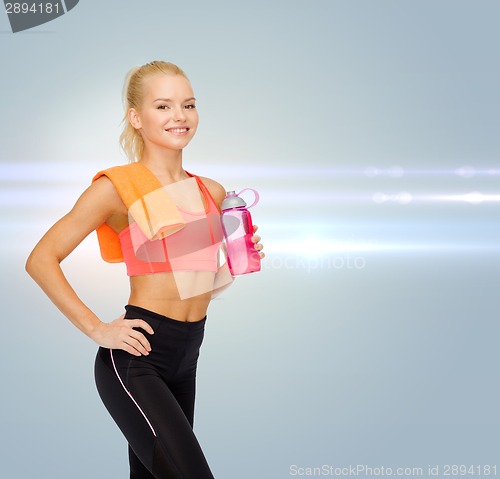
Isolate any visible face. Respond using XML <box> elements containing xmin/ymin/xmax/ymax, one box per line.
<box><xmin>129</xmin><ymin>74</ymin><xmax>199</xmax><ymax>152</ymax></box>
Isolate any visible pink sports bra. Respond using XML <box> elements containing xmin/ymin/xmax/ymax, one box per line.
<box><xmin>118</xmin><ymin>173</ymin><xmax>223</xmax><ymax>276</ymax></box>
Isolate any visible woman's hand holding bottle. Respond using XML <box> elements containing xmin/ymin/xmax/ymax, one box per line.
<box><xmin>251</xmin><ymin>224</ymin><xmax>265</xmax><ymax>259</ymax></box>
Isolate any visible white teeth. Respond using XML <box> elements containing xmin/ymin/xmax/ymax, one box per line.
<box><xmin>167</xmin><ymin>128</ymin><xmax>187</xmax><ymax>133</ymax></box>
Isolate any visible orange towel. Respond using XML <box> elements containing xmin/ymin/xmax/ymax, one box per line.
<box><xmin>92</xmin><ymin>162</ymin><xmax>185</xmax><ymax>263</ymax></box>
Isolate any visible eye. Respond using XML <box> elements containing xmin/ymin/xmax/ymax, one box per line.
<box><xmin>185</xmin><ymin>104</ymin><xmax>196</xmax><ymax>110</ymax></box>
<box><xmin>157</xmin><ymin>105</ymin><xmax>170</xmax><ymax>110</ymax></box>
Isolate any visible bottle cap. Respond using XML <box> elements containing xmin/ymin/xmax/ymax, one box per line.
<box><xmin>221</xmin><ymin>191</ymin><xmax>247</xmax><ymax>211</ymax></box>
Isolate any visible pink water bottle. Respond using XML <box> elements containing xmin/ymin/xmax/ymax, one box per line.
<box><xmin>221</xmin><ymin>189</ymin><xmax>261</xmax><ymax>276</ymax></box>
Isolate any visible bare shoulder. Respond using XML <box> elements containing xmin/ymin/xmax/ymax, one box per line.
<box><xmin>198</xmin><ymin>175</ymin><xmax>226</xmax><ymax>208</ymax></box>
<box><xmin>89</xmin><ymin>175</ymin><xmax>116</xmax><ymax>196</ymax></box>
<box><xmin>85</xmin><ymin>176</ymin><xmax>126</xmax><ymax>214</ymax></box>
<box><xmin>61</xmin><ymin>176</ymin><xmax>126</xmax><ymax>232</ymax></box>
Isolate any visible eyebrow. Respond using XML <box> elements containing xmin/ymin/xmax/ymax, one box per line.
<box><xmin>153</xmin><ymin>97</ymin><xmax>196</xmax><ymax>103</ymax></box>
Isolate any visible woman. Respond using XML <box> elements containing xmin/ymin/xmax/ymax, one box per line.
<box><xmin>25</xmin><ymin>60</ymin><xmax>264</xmax><ymax>478</ymax></box>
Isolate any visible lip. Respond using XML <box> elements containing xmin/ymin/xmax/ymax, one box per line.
<box><xmin>165</xmin><ymin>127</ymin><xmax>190</xmax><ymax>136</ymax></box>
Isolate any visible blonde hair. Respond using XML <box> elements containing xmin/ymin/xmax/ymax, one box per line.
<box><xmin>119</xmin><ymin>61</ymin><xmax>189</xmax><ymax>162</ymax></box>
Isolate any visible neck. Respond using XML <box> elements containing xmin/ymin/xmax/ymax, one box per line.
<box><xmin>139</xmin><ymin>148</ymin><xmax>188</xmax><ymax>182</ymax></box>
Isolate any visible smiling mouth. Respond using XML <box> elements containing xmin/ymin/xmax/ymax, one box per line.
<box><xmin>166</xmin><ymin>127</ymin><xmax>189</xmax><ymax>134</ymax></box>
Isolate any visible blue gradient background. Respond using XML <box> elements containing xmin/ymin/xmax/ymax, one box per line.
<box><xmin>1</xmin><ymin>1</ymin><xmax>499</xmax><ymax>478</ymax></box>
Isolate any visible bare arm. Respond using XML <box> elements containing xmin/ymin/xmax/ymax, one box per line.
<box><xmin>25</xmin><ymin>177</ymin><xmax>154</xmax><ymax>356</ymax></box>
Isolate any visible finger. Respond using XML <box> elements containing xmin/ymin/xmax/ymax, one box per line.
<box><xmin>253</xmin><ymin>224</ymin><xmax>259</xmax><ymax>233</ymax></box>
<box><xmin>129</xmin><ymin>330</ymin><xmax>152</xmax><ymax>352</ymax></box>
<box><xmin>122</xmin><ymin>343</ymin><xmax>142</xmax><ymax>357</ymax></box>
<box><xmin>251</xmin><ymin>234</ymin><xmax>261</xmax><ymax>243</ymax></box>
<box><xmin>129</xmin><ymin>319</ymin><xmax>155</xmax><ymax>335</ymax></box>
<box><xmin>259</xmin><ymin>251</ymin><xmax>266</xmax><ymax>259</ymax></box>
<box><xmin>139</xmin><ymin>320</ymin><xmax>155</xmax><ymax>335</ymax></box>
<box><xmin>124</xmin><ymin>335</ymin><xmax>150</xmax><ymax>355</ymax></box>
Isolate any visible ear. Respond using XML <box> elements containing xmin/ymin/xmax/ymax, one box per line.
<box><xmin>128</xmin><ymin>108</ymin><xmax>142</xmax><ymax>129</ymax></box>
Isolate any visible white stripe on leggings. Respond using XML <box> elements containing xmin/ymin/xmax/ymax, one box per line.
<box><xmin>110</xmin><ymin>349</ymin><xmax>157</xmax><ymax>437</ymax></box>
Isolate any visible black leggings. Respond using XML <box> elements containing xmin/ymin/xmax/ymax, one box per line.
<box><xmin>94</xmin><ymin>305</ymin><xmax>215</xmax><ymax>479</ymax></box>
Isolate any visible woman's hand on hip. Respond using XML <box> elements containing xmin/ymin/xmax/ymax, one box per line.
<box><xmin>91</xmin><ymin>315</ymin><xmax>155</xmax><ymax>356</ymax></box>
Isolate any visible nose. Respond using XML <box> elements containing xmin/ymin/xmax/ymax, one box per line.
<box><xmin>173</xmin><ymin>106</ymin><xmax>186</xmax><ymax>122</ymax></box>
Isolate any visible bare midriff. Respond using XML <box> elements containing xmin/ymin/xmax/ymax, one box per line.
<box><xmin>128</xmin><ymin>272</ymin><xmax>214</xmax><ymax>322</ymax></box>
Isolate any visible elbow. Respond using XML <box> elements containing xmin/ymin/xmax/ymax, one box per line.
<box><xmin>25</xmin><ymin>246</ymin><xmax>51</xmax><ymax>280</ymax></box>
<box><xmin>25</xmin><ymin>249</ymin><xmax>39</xmax><ymax>279</ymax></box>
<box><xmin>26</xmin><ymin>245</ymin><xmax>62</xmax><ymax>290</ymax></box>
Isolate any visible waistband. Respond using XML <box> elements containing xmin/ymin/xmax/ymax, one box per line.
<box><xmin>124</xmin><ymin>304</ymin><xmax>207</xmax><ymax>330</ymax></box>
